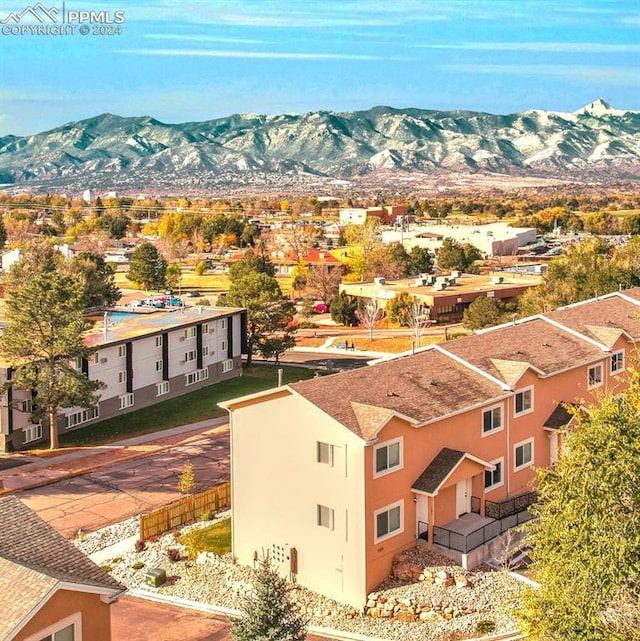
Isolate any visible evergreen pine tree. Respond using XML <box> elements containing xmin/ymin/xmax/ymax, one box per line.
<box><xmin>231</xmin><ymin>558</ymin><xmax>307</xmax><ymax>641</ymax></box>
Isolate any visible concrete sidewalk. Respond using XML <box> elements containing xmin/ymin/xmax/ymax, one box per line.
<box><xmin>0</xmin><ymin>417</ymin><xmax>229</xmax><ymax>494</ymax></box>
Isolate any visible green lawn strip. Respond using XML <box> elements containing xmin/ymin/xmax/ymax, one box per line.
<box><xmin>59</xmin><ymin>364</ymin><xmax>315</xmax><ymax>447</ymax></box>
<box><xmin>180</xmin><ymin>517</ymin><xmax>231</xmax><ymax>555</ymax></box>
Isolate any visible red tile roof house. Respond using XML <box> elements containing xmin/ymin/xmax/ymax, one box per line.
<box><xmin>225</xmin><ymin>247</ymin><xmax>342</xmax><ymax>277</ymax></box>
<box><xmin>0</xmin><ymin>495</ymin><xmax>125</xmax><ymax>641</ymax></box>
<box><xmin>221</xmin><ymin>288</ymin><xmax>640</xmax><ymax>608</ymax></box>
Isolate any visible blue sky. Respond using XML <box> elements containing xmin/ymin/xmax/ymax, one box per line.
<box><xmin>1</xmin><ymin>0</ymin><xmax>640</xmax><ymax>136</ymax></box>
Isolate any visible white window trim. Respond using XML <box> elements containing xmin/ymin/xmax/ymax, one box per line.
<box><xmin>222</xmin><ymin>359</ymin><xmax>234</xmax><ymax>373</ymax></box>
<box><xmin>64</xmin><ymin>407</ymin><xmax>99</xmax><ymax>430</ymax></box>
<box><xmin>514</xmin><ymin>438</ymin><xmax>534</xmax><ymax>472</ymax></box>
<box><xmin>23</xmin><ymin>611</ymin><xmax>81</xmax><ymax>641</ymax></box>
<box><xmin>611</xmin><ymin>350</ymin><xmax>625</xmax><ymax>375</ymax></box>
<box><xmin>373</xmin><ymin>436</ymin><xmax>403</xmax><ymax>478</ymax></box>
<box><xmin>374</xmin><ymin>500</ymin><xmax>404</xmax><ymax>543</ymax></box>
<box><xmin>118</xmin><ymin>370</ymin><xmax>127</xmax><ymax>384</ymax></box>
<box><xmin>481</xmin><ymin>403</ymin><xmax>503</xmax><ymax>437</ymax></box>
<box><xmin>184</xmin><ymin>350</ymin><xmax>197</xmax><ymax>363</ymax></box>
<box><xmin>317</xmin><ymin>504</ymin><xmax>335</xmax><ymax>530</ymax></box>
<box><xmin>156</xmin><ymin>381</ymin><xmax>170</xmax><ymax>396</ymax></box>
<box><xmin>155</xmin><ymin>335</ymin><xmax>163</xmax><ymax>348</ymax></box>
<box><xmin>514</xmin><ymin>386</ymin><xmax>534</xmax><ymax>417</ymax></box>
<box><xmin>185</xmin><ymin>368</ymin><xmax>209</xmax><ymax>386</ymax></box>
<box><xmin>23</xmin><ymin>423</ymin><xmax>43</xmax><ymax>444</ymax></box>
<box><xmin>317</xmin><ymin>441</ymin><xmax>334</xmax><ymax>466</ymax></box>
<box><xmin>118</xmin><ymin>344</ymin><xmax>126</xmax><ymax>358</ymax></box>
<box><xmin>484</xmin><ymin>457</ymin><xmax>504</xmax><ymax>492</ymax></box>
<box><xmin>588</xmin><ymin>363</ymin><xmax>603</xmax><ymax>389</ymax></box>
<box><xmin>119</xmin><ymin>393</ymin><xmax>134</xmax><ymax>410</ymax></box>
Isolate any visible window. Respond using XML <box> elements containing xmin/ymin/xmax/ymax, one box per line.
<box><xmin>203</xmin><ymin>345</ymin><xmax>210</xmax><ymax>357</ymax></box>
<box><xmin>28</xmin><ymin>616</ymin><xmax>77</xmax><ymax>641</ymax></box>
<box><xmin>185</xmin><ymin>327</ymin><xmax>197</xmax><ymax>339</ymax></box>
<box><xmin>155</xmin><ymin>359</ymin><xmax>163</xmax><ymax>371</ymax></box>
<box><xmin>317</xmin><ymin>441</ymin><xmax>334</xmax><ymax>466</ymax></box>
<box><xmin>611</xmin><ymin>350</ymin><xmax>625</xmax><ymax>374</ymax></box>
<box><xmin>221</xmin><ymin>319</ymin><xmax>227</xmax><ymax>330</ymax></box>
<box><xmin>202</xmin><ymin>323</ymin><xmax>209</xmax><ymax>334</ymax></box>
<box><xmin>515</xmin><ymin>439</ymin><xmax>534</xmax><ymax>471</ymax></box>
<box><xmin>90</xmin><ymin>351</ymin><xmax>99</xmax><ymax>365</ymax></box>
<box><xmin>21</xmin><ymin>399</ymin><xmax>34</xmax><ymax>413</ymax></box>
<box><xmin>374</xmin><ymin>501</ymin><xmax>403</xmax><ymax>542</ymax></box>
<box><xmin>156</xmin><ymin>381</ymin><xmax>170</xmax><ymax>396</ymax></box>
<box><xmin>317</xmin><ymin>504</ymin><xmax>334</xmax><ymax>530</ymax></box>
<box><xmin>24</xmin><ymin>424</ymin><xmax>42</xmax><ymax>443</ymax></box>
<box><xmin>374</xmin><ymin>437</ymin><xmax>402</xmax><ymax>477</ymax></box>
<box><xmin>484</xmin><ymin>458</ymin><xmax>503</xmax><ymax>490</ymax></box>
<box><xmin>69</xmin><ymin>357</ymin><xmax>82</xmax><ymax>371</ymax></box>
<box><xmin>118</xmin><ymin>344</ymin><xmax>126</xmax><ymax>358</ymax></box>
<box><xmin>588</xmin><ymin>364</ymin><xmax>603</xmax><ymax>389</ymax></box>
<box><xmin>221</xmin><ymin>340</ymin><xmax>227</xmax><ymax>352</ymax></box>
<box><xmin>118</xmin><ymin>370</ymin><xmax>127</xmax><ymax>384</ymax></box>
<box><xmin>119</xmin><ymin>393</ymin><xmax>134</xmax><ymax>410</ymax></box>
<box><xmin>186</xmin><ymin>368</ymin><xmax>209</xmax><ymax>386</ymax></box>
<box><xmin>514</xmin><ymin>387</ymin><xmax>533</xmax><ymax>416</ymax></box>
<box><xmin>184</xmin><ymin>350</ymin><xmax>197</xmax><ymax>363</ymax></box>
<box><xmin>222</xmin><ymin>359</ymin><xmax>234</xmax><ymax>373</ymax></box>
<box><xmin>155</xmin><ymin>336</ymin><xmax>163</xmax><ymax>348</ymax></box>
<box><xmin>64</xmin><ymin>407</ymin><xmax>99</xmax><ymax>429</ymax></box>
<box><xmin>482</xmin><ymin>405</ymin><xmax>503</xmax><ymax>435</ymax></box>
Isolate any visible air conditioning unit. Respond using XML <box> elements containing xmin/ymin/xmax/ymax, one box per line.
<box><xmin>451</xmin><ymin>270</ymin><xmax>461</xmax><ymax>278</ymax></box>
<box><xmin>373</xmin><ymin>277</ymin><xmax>386</xmax><ymax>286</ymax></box>
<box><xmin>179</xmin><ymin>360</ymin><xmax>186</xmax><ymax>366</ymax></box>
<box><xmin>179</xmin><ymin>336</ymin><xmax>186</xmax><ymax>342</ymax></box>
<box><xmin>491</xmin><ymin>276</ymin><xmax>504</xmax><ymax>284</ymax></box>
<box><xmin>100</xmin><ymin>358</ymin><xmax>107</xmax><ymax>364</ymax></box>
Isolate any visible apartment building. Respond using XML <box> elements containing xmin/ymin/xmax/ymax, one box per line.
<box><xmin>0</xmin><ymin>306</ymin><xmax>246</xmax><ymax>452</ymax></box>
<box><xmin>221</xmin><ymin>289</ymin><xmax>639</xmax><ymax>607</ymax></box>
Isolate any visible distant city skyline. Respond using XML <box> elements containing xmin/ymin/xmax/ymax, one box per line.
<box><xmin>1</xmin><ymin>0</ymin><xmax>640</xmax><ymax>136</ymax></box>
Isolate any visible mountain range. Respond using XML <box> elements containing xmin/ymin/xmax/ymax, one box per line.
<box><xmin>1</xmin><ymin>99</ymin><xmax>640</xmax><ymax>194</ymax></box>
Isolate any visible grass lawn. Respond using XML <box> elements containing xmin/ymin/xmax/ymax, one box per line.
<box><xmin>59</xmin><ymin>364</ymin><xmax>315</xmax><ymax>447</ymax></box>
<box><xmin>180</xmin><ymin>517</ymin><xmax>231</xmax><ymax>555</ymax></box>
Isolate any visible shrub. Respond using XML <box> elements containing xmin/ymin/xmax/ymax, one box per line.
<box><xmin>475</xmin><ymin>619</ymin><xmax>496</xmax><ymax>634</ymax></box>
<box><xmin>167</xmin><ymin>547</ymin><xmax>182</xmax><ymax>562</ymax></box>
<box><xmin>172</xmin><ymin>529</ymin><xmax>182</xmax><ymax>540</ymax></box>
<box><xmin>111</xmin><ymin>556</ymin><xmax>123</xmax><ymax>564</ymax></box>
<box><xmin>195</xmin><ymin>259</ymin><xmax>206</xmax><ymax>276</ymax></box>
<box><xmin>134</xmin><ymin>539</ymin><xmax>146</xmax><ymax>552</ymax></box>
<box><xmin>131</xmin><ymin>561</ymin><xmax>145</xmax><ymax>570</ymax></box>
<box><xmin>100</xmin><ymin>564</ymin><xmax>112</xmax><ymax>573</ymax></box>
<box><xmin>199</xmin><ymin>509</ymin><xmax>216</xmax><ymax>522</ymax></box>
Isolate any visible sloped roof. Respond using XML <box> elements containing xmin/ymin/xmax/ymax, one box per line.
<box><xmin>412</xmin><ymin>448</ymin><xmax>493</xmax><ymax>495</ymax></box>
<box><xmin>545</xmin><ymin>293</ymin><xmax>640</xmax><ymax>346</ymax></box>
<box><xmin>441</xmin><ymin>317</ymin><xmax>606</xmax><ymax>384</ymax></box>
<box><xmin>0</xmin><ymin>495</ymin><xmax>124</xmax><ymax>590</ymax></box>
<box><xmin>543</xmin><ymin>403</ymin><xmax>580</xmax><ymax>430</ymax></box>
<box><xmin>290</xmin><ymin>348</ymin><xmax>506</xmax><ymax>440</ymax></box>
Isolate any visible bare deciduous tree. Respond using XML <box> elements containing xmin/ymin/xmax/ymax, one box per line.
<box><xmin>355</xmin><ymin>298</ymin><xmax>384</xmax><ymax>341</ymax></box>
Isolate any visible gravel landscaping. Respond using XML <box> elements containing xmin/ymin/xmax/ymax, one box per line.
<box><xmin>73</xmin><ymin>513</ymin><xmax>526</xmax><ymax>641</ymax></box>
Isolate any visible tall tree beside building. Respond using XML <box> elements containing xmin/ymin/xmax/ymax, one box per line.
<box><xmin>71</xmin><ymin>251</ymin><xmax>121</xmax><ymax>309</ymax></box>
<box><xmin>436</xmin><ymin>237</ymin><xmax>482</xmax><ymax>273</ymax></box>
<box><xmin>0</xmin><ymin>241</ymin><xmax>102</xmax><ymax>449</ymax></box>
<box><xmin>519</xmin><ymin>373</ymin><xmax>640</xmax><ymax>640</ymax></box>
<box><xmin>126</xmin><ymin>242</ymin><xmax>167</xmax><ymax>290</ymax></box>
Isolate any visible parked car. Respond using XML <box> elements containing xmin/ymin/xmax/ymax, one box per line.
<box><xmin>162</xmin><ymin>296</ymin><xmax>183</xmax><ymax>307</ymax></box>
<box><xmin>185</xmin><ymin>290</ymin><xmax>201</xmax><ymax>298</ymax></box>
<box><xmin>128</xmin><ymin>299</ymin><xmax>144</xmax><ymax>308</ymax></box>
<box><xmin>313</xmin><ymin>302</ymin><xmax>329</xmax><ymax>314</ymax></box>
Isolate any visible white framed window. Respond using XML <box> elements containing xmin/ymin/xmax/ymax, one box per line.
<box><xmin>185</xmin><ymin>368</ymin><xmax>209</xmax><ymax>386</ymax></box>
<box><xmin>514</xmin><ymin>438</ymin><xmax>534</xmax><ymax>471</ymax></box>
<box><xmin>64</xmin><ymin>407</ymin><xmax>99</xmax><ymax>430</ymax></box>
<box><xmin>221</xmin><ymin>340</ymin><xmax>227</xmax><ymax>352</ymax></box>
<box><xmin>317</xmin><ymin>504</ymin><xmax>335</xmax><ymax>530</ymax></box>
<box><xmin>222</xmin><ymin>359</ymin><xmax>234</xmax><ymax>373</ymax></box>
<box><xmin>155</xmin><ymin>335</ymin><xmax>163</xmax><ymax>348</ymax></box>
<box><xmin>20</xmin><ymin>399</ymin><xmax>34</xmax><ymax>413</ymax></box>
<box><xmin>118</xmin><ymin>344</ymin><xmax>126</xmax><ymax>358</ymax></box>
<box><xmin>90</xmin><ymin>351</ymin><xmax>99</xmax><ymax>365</ymax></box>
<box><xmin>119</xmin><ymin>393</ymin><xmax>134</xmax><ymax>410</ymax></box>
<box><xmin>202</xmin><ymin>323</ymin><xmax>209</xmax><ymax>334</ymax></box>
<box><xmin>482</xmin><ymin>404</ymin><xmax>503</xmax><ymax>436</ymax></box>
<box><xmin>374</xmin><ymin>437</ymin><xmax>402</xmax><ymax>477</ymax></box>
<box><xmin>185</xmin><ymin>327</ymin><xmax>197</xmax><ymax>339</ymax></box>
<box><xmin>611</xmin><ymin>350</ymin><xmax>625</xmax><ymax>374</ymax></box>
<box><xmin>588</xmin><ymin>364</ymin><xmax>603</xmax><ymax>389</ymax></box>
<box><xmin>484</xmin><ymin>458</ymin><xmax>504</xmax><ymax>491</ymax></box>
<box><xmin>317</xmin><ymin>441</ymin><xmax>334</xmax><ymax>466</ymax></box>
<box><xmin>118</xmin><ymin>370</ymin><xmax>127</xmax><ymax>384</ymax></box>
<box><xmin>23</xmin><ymin>424</ymin><xmax>42</xmax><ymax>443</ymax></box>
<box><xmin>155</xmin><ymin>359</ymin><xmax>163</xmax><ymax>371</ymax></box>
<box><xmin>203</xmin><ymin>345</ymin><xmax>210</xmax><ymax>357</ymax></box>
<box><xmin>69</xmin><ymin>357</ymin><xmax>82</xmax><ymax>371</ymax></box>
<box><xmin>221</xmin><ymin>319</ymin><xmax>227</xmax><ymax>330</ymax></box>
<box><xmin>24</xmin><ymin>612</ymin><xmax>80</xmax><ymax>641</ymax></box>
<box><xmin>374</xmin><ymin>500</ymin><xmax>403</xmax><ymax>543</ymax></box>
<box><xmin>514</xmin><ymin>387</ymin><xmax>534</xmax><ymax>416</ymax></box>
<box><xmin>156</xmin><ymin>381</ymin><xmax>170</xmax><ymax>396</ymax></box>
<box><xmin>184</xmin><ymin>350</ymin><xmax>197</xmax><ymax>363</ymax></box>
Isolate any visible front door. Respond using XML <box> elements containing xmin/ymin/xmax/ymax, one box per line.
<box><xmin>456</xmin><ymin>478</ymin><xmax>471</xmax><ymax>517</ymax></box>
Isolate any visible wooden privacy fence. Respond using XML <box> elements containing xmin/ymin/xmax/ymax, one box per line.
<box><xmin>139</xmin><ymin>481</ymin><xmax>231</xmax><ymax>541</ymax></box>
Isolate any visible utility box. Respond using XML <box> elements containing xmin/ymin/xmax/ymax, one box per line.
<box><xmin>145</xmin><ymin>567</ymin><xmax>166</xmax><ymax>588</ymax></box>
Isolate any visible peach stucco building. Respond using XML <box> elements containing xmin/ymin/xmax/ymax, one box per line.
<box><xmin>221</xmin><ymin>288</ymin><xmax>640</xmax><ymax>607</ymax></box>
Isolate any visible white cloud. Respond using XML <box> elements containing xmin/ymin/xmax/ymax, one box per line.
<box><xmin>417</xmin><ymin>41</ymin><xmax>640</xmax><ymax>53</ymax></box>
<box><xmin>143</xmin><ymin>34</ymin><xmax>268</xmax><ymax>44</ymax></box>
<box><xmin>116</xmin><ymin>48</ymin><xmax>406</xmax><ymax>61</ymax></box>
